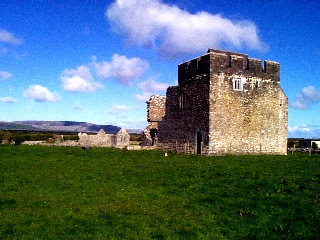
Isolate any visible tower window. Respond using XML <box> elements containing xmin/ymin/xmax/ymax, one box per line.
<box><xmin>233</xmin><ymin>77</ymin><xmax>243</xmax><ymax>91</ymax></box>
<box><xmin>179</xmin><ymin>92</ymin><xmax>186</xmax><ymax>109</ymax></box>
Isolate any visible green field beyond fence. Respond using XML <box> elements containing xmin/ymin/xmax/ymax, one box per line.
<box><xmin>1</xmin><ymin>145</ymin><xmax>320</xmax><ymax>239</ymax></box>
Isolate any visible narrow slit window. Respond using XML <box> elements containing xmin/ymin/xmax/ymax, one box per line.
<box><xmin>179</xmin><ymin>92</ymin><xmax>185</xmax><ymax>109</ymax></box>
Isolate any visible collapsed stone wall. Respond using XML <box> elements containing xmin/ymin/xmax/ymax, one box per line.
<box><xmin>78</xmin><ymin>128</ymin><xmax>130</xmax><ymax>148</ymax></box>
<box><xmin>140</xmin><ymin>95</ymin><xmax>166</xmax><ymax>146</ymax></box>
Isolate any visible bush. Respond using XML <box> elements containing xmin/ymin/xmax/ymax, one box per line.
<box><xmin>130</xmin><ymin>133</ymin><xmax>141</xmax><ymax>141</ymax></box>
<box><xmin>63</xmin><ymin>135</ymin><xmax>79</xmax><ymax>141</ymax></box>
<box><xmin>12</xmin><ymin>135</ymin><xmax>25</xmax><ymax>145</ymax></box>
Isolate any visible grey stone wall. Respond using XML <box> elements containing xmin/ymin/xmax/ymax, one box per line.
<box><xmin>78</xmin><ymin>128</ymin><xmax>130</xmax><ymax>148</ymax></box>
<box><xmin>115</xmin><ymin>128</ymin><xmax>130</xmax><ymax>148</ymax></box>
<box><xmin>142</xmin><ymin>49</ymin><xmax>288</xmax><ymax>155</ymax></box>
<box><xmin>141</xmin><ymin>95</ymin><xmax>166</xmax><ymax>146</ymax></box>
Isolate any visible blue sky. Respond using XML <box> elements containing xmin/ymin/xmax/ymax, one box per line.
<box><xmin>1</xmin><ymin>0</ymin><xmax>320</xmax><ymax>138</ymax></box>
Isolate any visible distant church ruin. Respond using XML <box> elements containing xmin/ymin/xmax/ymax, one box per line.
<box><xmin>79</xmin><ymin>128</ymin><xmax>130</xmax><ymax>148</ymax></box>
<box><xmin>141</xmin><ymin>49</ymin><xmax>288</xmax><ymax>155</ymax></box>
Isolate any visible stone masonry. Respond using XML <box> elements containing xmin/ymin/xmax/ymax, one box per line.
<box><xmin>142</xmin><ymin>49</ymin><xmax>288</xmax><ymax>155</ymax></box>
<box><xmin>140</xmin><ymin>95</ymin><xmax>166</xmax><ymax>146</ymax></box>
<box><xmin>78</xmin><ymin>128</ymin><xmax>130</xmax><ymax>148</ymax></box>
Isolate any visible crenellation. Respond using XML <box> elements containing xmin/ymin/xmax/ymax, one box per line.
<box><xmin>198</xmin><ymin>53</ymin><xmax>211</xmax><ymax>74</ymax></box>
<box><xmin>230</xmin><ymin>54</ymin><xmax>246</xmax><ymax>72</ymax></box>
<box><xmin>179</xmin><ymin>49</ymin><xmax>280</xmax><ymax>82</ymax></box>
<box><xmin>188</xmin><ymin>58</ymin><xmax>199</xmax><ymax>76</ymax></box>
<box><xmin>264</xmin><ymin>60</ymin><xmax>280</xmax><ymax>81</ymax></box>
<box><xmin>248</xmin><ymin>58</ymin><xmax>263</xmax><ymax>76</ymax></box>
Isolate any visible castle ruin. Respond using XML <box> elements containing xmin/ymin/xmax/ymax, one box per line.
<box><xmin>141</xmin><ymin>49</ymin><xmax>288</xmax><ymax>155</ymax></box>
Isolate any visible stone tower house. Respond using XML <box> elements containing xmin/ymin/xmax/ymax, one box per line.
<box><xmin>142</xmin><ymin>49</ymin><xmax>288</xmax><ymax>155</ymax></box>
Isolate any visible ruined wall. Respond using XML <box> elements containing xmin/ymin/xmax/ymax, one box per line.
<box><xmin>115</xmin><ymin>128</ymin><xmax>130</xmax><ymax>148</ymax></box>
<box><xmin>143</xmin><ymin>49</ymin><xmax>288</xmax><ymax>155</ymax></box>
<box><xmin>78</xmin><ymin>128</ymin><xmax>130</xmax><ymax>148</ymax></box>
<box><xmin>78</xmin><ymin>129</ymin><xmax>112</xmax><ymax>147</ymax></box>
<box><xmin>140</xmin><ymin>95</ymin><xmax>166</xmax><ymax>146</ymax></box>
<box><xmin>147</xmin><ymin>95</ymin><xmax>166</xmax><ymax>122</ymax></box>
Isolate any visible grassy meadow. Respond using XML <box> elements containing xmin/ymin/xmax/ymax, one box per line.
<box><xmin>1</xmin><ymin>145</ymin><xmax>320</xmax><ymax>239</ymax></box>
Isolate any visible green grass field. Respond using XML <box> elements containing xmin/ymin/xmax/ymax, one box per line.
<box><xmin>1</xmin><ymin>145</ymin><xmax>320</xmax><ymax>239</ymax></box>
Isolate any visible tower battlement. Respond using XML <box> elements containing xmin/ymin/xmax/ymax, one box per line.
<box><xmin>178</xmin><ymin>49</ymin><xmax>280</xmax><ymax>84</ymax></box>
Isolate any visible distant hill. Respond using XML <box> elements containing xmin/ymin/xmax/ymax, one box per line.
<box><xmin>0</xmin><ymin>121</ymin><xmax>121</xmax><ymax>133</ymax></box>
<box><xmin>0</xmin><ymin>122</ymin><xmax>37</xmax><ymax>131</ymax></box>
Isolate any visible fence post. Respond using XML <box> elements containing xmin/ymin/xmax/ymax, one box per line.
<box><xmin>260</xmin><ymin>143</ymin><xmax>262</xmax><ymax>155</ymax></box>
<box><xmin>309</xmin><ymin>148</ymin><xmax>312</xmax><ymax>156</ymax></box>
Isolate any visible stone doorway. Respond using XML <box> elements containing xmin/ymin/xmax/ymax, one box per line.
<box><xmin>196</xmin><ymin>132</ymin><xmax>202</xmax><ymax>154</ymax></box>
<box><xmin>150</xmin><ymin>129</ymin><xmax>158</xmax><ymax>146</ymax></box>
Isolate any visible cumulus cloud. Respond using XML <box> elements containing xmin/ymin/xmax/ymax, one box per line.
<box><xmin>290</xmin><ymin>86</ymin><xmax>320</xmax><ymax>110</ymax></box>
<box><xmin>92</xmin><ymin>54</ymin><xmax>149</xmax><ymax>85</ymax></box>
<box><xmin>136</xmin><ymin>78</ymin><xmax>168</xmax><ymax>101</ymax></box>
<box><xmin>0</xmin><ymin>97</ymin><xmax>17</xmax><ymax>103</ymax></box>
<box><xmin>23</xmin><ymin>85</ymin><xmax>61</xmax><ymax>102</ymax></box>
<box><xmin>288</xmin><ymin>124</ymin><xmax>320</xmax><ymax>138</ymax></box>
<box><xmin>107</xmin><ymin>105</ymin><xmax>130</xmax><ymax>115</ymax></box>
<box><xmin>111</xmin><ymin>119</ymin><xmax>148</xmax><ymax>130</ymax></box>
<box><xmin>60</xmin><ymin>54</ymin><xmax>149</xmax><ymax>92</ymax></box>
<box><xmin>135</xmin><ymin>91</ymin><xmax>153</xmax><ymax>102</ymax></box>
<box><xmin>0</xmin><ymin>71</ymin><xmax>12</xmax><ymax>80</ymax></box>
<box><xmin>138</xmin><ymin>78</ymin><xmax>168</xmax><ymax>92</ymax></box>
<box><xmin>106</xmin><ymin>0</ymin><xmax>267</xmax><ymax>58</ymax></box>
<box><xmin>74</xmin><ymin>101</ymin><xmax>83</xmax><ymax>109</ymax></box>
<box><xmin>60</xmin><ymin>65</ymin><xmax>104</xmax><ymax>92</ymax></box>
<box><xmin>0</xmin><ymin>29</ymin><xmax>23</xmax><ymax>45</ymax></box>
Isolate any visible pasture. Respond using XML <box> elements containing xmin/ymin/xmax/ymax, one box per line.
<box><xmin>1</xmin><ymin>145</ymin><xmax>320</xmax><ymax>239</ymax></box>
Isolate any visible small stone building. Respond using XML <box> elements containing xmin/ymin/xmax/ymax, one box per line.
<box><xmin>78</xmin><ymin>128</ymin><xmax>130</xmax><ymax>148</ymax></box>
<box><xmin>142</xmin><ymin>49</ymin><xmax>288</xmax><ymax>155</ymax></box>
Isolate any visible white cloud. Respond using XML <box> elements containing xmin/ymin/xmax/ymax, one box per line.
<box><xmin>0</xmin><ymin>71</ymin><xmax>12</xmax><ymax>80</ymax></box>
<box><xmin>74</xmin><ymin>101</ymin><xmax>83</xmax><ymax>109</ymax></box>
<box><xmin>106</xmin><ymin>0</ymin><xmax>267</xmax><ymax>58</ymax></box>
<box><xmin>136</xmin><ymin>78</ymin><xmax>168</xmax><ymax>102</ymax></box>
<box><xmin>60</xmin><ymin>65</ymin><xmax>104</xmax><ymax>92</ymax></box>
<box><xmin>135</xmin><ymin>91</ymin><xmax>153</xmax><ymax>102</ymax></box>
<box><xmin>290</xmin><ymin>86</ymin><xmax>320</xmax><ymax>110</ymax></box>
<box><xmin>107</xmin><ymin>105</ymin><xmax>130</xmax><ymax>115</ymax></box>
<box><xmin>288</xmin><ymin>124</ymin><xmax>320</xmax><ymax>138</ymax></box>
<box><xmin>138</xmin><ymin>78</ymin><xmax>168</xmax><ymax>92</ymax></box>
<box><xmin>92</xmin><ymin>54</ymin><xmax>149</xmax><ymax>85</ymax></box>
<box><xmin>111</xmin><ymin>119</ymin><xmax>147</xmax><ymax>130</ymax></box>
<box><xmin>0</xmin><ymin>97</ymin><xmax>17</xmax><ymax>103</ymax></box>
<box><xmin>23</xmin><ymin>85</ymin><xmax>61</xmax><ymax>102</ymax></box>
<box><xmin>0</xmin><ymin>29</ymin><xmax>23</xmax><ymax>45</ymax></box>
